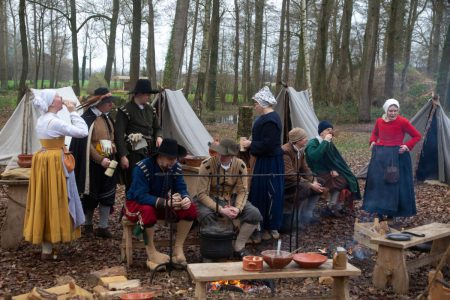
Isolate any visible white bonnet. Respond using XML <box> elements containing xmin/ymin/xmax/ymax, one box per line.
<box><xmin>252</xmin><ymin>86</ymin><xmax>277</xmax><ymax>107</ymax></box>
<box><xmin>33</xmin><ymin>89</ymin><xmax>57</xmax><ymax>113</ymax></box>
<box><xmin>383</xmin><ymin>98</ymin><xmax>400</xmax><ymax>113</ymax></box>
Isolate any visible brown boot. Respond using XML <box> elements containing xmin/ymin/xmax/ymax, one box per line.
<box><xmin>145</xmin><ymin>227</ymin><xmax>169</xmax><ymax>270</ymax></box>
<box><xmin>172</xmin><ymin>220</ymin><xmax>193</xmax><ymax>266</ymax></box>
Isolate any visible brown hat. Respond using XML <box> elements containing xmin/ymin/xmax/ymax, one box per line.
<box><xmin>289</xmin><ymin>128</ymin><xmax>307</xmax><ymax>143</ymax></box>
<box><xmin>209</xmin><ymin>138</ymin><xmax>239</xmax><ymax>156</ymax></box>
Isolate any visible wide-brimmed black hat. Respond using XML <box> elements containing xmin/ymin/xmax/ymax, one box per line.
<box><xmin>129</xmin><ymin>79</ymin><xmax>159</xmax><ymax>95</ymax></box>
<box><xmin>92</xmin><ymin>87</ymin><xmax>116</xmax><ymax>106</ymax></box>
<box><xmin>155</xmin><ymin>138</ymin><xmax>187</xmax><ymax>158</ymax></box>
<box><xmin>209</xmin><ymin>138</ymin><xmax>239</xmax><ymax>156</ymax></box>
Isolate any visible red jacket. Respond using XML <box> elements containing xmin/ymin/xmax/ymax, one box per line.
<box><xmin>370</xmin><ymin>115</ymin><xmax>421</xmax><ymax>150</ymax></box>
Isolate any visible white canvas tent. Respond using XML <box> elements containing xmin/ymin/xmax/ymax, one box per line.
<box><xmin>274</xmin><ymin>86</ymin><xmax>319</xmax><ymax>143</ymax></box>
<box><xmin>0</xmin><ymin>87</ymin><xmax>81</xmax><ymax>165</ymax></box>
<box><xmin>154</xmin><ymin>89</ymin><xmax>212</xmax><ymax>156</ymax></box>
<box><xmin>356</xmin><ymin>99</ymin><xmax>450</xmax><ymax>185</ymax></box>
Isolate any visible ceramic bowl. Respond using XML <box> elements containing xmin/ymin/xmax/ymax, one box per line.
<box><xmin>242</xmin><ymin>255</ymin><xmax>263</xmax><ymax>271</ymax></box>
<box><xmin>261</xmin><ymin>250</ymin><xmax>293</xmax><ymax>269</ymax></box>
<box><xmin>120</xmin><ymin>292</ymin><xmax>154</xmax><ymax>300</ymax></box>
<box><xmin>293</xmin><ymin>252</ymin><xmax>327</xmax><ymax>268</ymax></box>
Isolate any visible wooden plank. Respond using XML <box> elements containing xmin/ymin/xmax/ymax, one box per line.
<box><xmin>13</xmin><ymin>284</ymin><xmax>93</xmax><ymax>300</ymax></box>
<box><xmin>99</xmin><ymin>276</ymin><xmax>128</xmax><ymax>286</ymax></box>
<box><xmin>88</xmin><ymin>266</ymin><xmax>127</xmax><ymax>286</ymax></box>
<box><xmin>406</xmin><ymin>252</ymin><xmax>443</xmax><ymax>271</ymax></box>
<box><xmin>188</xmin><ymin>260</ymin><xmax>360</xmax><ymax>282</ymax></box>
<box><xmin>107</xmin><ymin>279</ymin><xmax>140</xmax><ymax>290</ymax></box>
<box><xmin>370</xmin><ymin>223</ymin><xmax>450</xmax><ymax>249</ymax></box>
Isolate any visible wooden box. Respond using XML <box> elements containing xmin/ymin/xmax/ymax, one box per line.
<box><xmin>353</xmin><ymin>219</ymin><xmax>398</xmax><ymax>251</ymax></box>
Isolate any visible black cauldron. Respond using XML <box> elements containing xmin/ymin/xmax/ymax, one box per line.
<box><xmin>199</xmin><ymin>231</ymin><xmax>234</xmax><ymax>259</ymax></box>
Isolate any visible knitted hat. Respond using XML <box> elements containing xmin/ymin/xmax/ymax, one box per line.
<box><xmin>252</xmin><ymin>86</ymin><xmax>277</xmax><ymax>107</ymax></box>
<box><xmin>155</xmin><ymin>138</ymin><xmax>187</xmax><ymax>158</ymax></box>
<box><xmin>289</xmin><ymin>128</ymin><xmax>307</xmax><ymax>143</ymax></box>
<box><xmin>129</xmin><ymin>79</ymin><xmax>159</xmax><ymax>95</ymax></box>
<box><xmin>318</xmin><ymin>120</ymin><xmax>333</xmax><ymax>134</ymax></box>
<box><xmin>209</xmin><ymin>138</ymin><xmax>239</xmax><ymax>156</ymax></box>
<box><xmin>382</xmin><ymin>98</ymin><xmax>400</xmax><ymax>113</ymax></box>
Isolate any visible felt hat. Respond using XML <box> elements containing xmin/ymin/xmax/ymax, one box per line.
<box><xmin>209</xmin><ymin>138</ymin><xmax>239</xmax><ymax>156</ymax></box>
<box><xmin>156</xmin><ymin>138</ymin><xmax>187</xmax><ymax>158</ymax></box>
<box><xmin>93</xmin><ymin>87</ymin><xmax>115</xmax><ymax>106</ymax></box>
<box><xmin>289</xmin><ymin>127</ymin><xmax>308</xmax><ymax>143</ymax></box>
<box><xmin>318</xmin><ymin>120</ymin><xmax>333</xmax><ymax>135</ymax></box>
<box><xmin>129</xmin><ymin>79</ymin><xmax>159</xmax><ymax>94</ymax></box>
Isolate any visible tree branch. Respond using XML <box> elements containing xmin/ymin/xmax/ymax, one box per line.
<box><xmin>77</xmin><ymin>14</ymin><xmax>112</xmax><ymax>33</ymax></box>
<box><xmin>27</xmin><ymin>0</ymin><xmax>71</xmax><ymax>22</ymax></box>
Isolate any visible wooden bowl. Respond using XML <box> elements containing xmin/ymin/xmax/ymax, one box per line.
<box><xmin>17</xmin><ymin>154</ymin><xmax>33</xmax><ymax>168</ymax></box>
<box><xmin>242</xmin><ymin>255</ymin><xmax>263</xmax><ymax>271</ymax></box>
<box><xmin>120</xmin><ymin>292</ymin><xmax>154</xmax><ymax>300</ymax></box>
<box><xmin>183</xmin><ymin>155</ymin><xmax>208</xmax><ymax>167</ymax></box>
<box><xmin>261</xmin><ymin>250</ymin><xmax>293</xmax><ymax>269</ymax></box>
<box><xmin>293</xmin><ymin>252</ymin><xmax>327</xmax><ymax>268</ymax></box>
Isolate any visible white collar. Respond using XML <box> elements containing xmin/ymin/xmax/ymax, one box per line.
<box><xmin>91</xmin><ymin>107</ymin><xmax>102</xmax><ymax>117</ymax></box>
<box><xmin>316</xmin><ymin>136</ymin><xmax>324</xmax><ymax>143</ymax></box>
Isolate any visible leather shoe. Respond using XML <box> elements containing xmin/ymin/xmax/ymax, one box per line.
<box><xmin>95</xmin><ymin>227</ymin><xmax>112</xmax><ymax>238</ymax></box>
<box><xmin>83</xmin><ymin>225</ymin><xmax>93</xmax><ymax>235</ymax></box>
<box><xmin>233</xmin><ymin>248</ymin><xmax>250</xmax><ymax>260</ymax></box>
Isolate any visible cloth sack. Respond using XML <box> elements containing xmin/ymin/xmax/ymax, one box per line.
<box><xmin>63</xmin><ymin>147</ymin><xmax>76</xmax><ymax>173</ymax></box>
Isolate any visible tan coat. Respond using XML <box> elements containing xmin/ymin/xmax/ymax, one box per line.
<box><xmin>282</xmin><ymin>142</ymin><xmax>313</xmax><ymax>185</ymax></box>
<box><xmin>89</xmin><ymin>115</ymin><xmax>116</xmax><ymax>164</ymax></box>
<box><xmin>196</xmin><ymin>156</ymin><xmax>248</xmax><ymax>212</ymax></box>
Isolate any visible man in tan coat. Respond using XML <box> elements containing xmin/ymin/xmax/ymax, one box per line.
<box><xmin>195</xmin><ymin>139</ymin><xmax>262</xmax><ymax>258</ymax></box>
<box><xmin>281</xmin><ymin>128</ymin><xmax>325</xmax><ymax>232</ymax></box>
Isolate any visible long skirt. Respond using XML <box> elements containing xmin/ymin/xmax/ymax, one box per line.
<box><xmin>23</xmin><ymin>142</ymin><xmax>81</xmax><ymax>244</ymax></box>
<box><xmin>363</xmin><ymin>145</ymin><xmax>416</xmax><ymax>217</ymax></box>
<box><xmin>248</xmin><ymin>154</ymin><xmax>284</xmax><ymax>230</ymax></box>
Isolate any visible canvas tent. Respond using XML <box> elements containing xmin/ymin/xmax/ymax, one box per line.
<box><xmin>274</xmin><ymin>86</ymin><xmax>319</xmax><ymax>143</ymax></box>
<box><xmin>356</xmin><ymin>98</ymin><xmax>450</xmax><ymax>185</ymax></box>
<box><xmin>0</xmin><ymin>87</ymin><xmax>81</xmax><ymax>165</ymax></box>
<box><xmin>153</xmin><ymin>89</ymin><xmax>212</xmax><ymax>156</ymax></box>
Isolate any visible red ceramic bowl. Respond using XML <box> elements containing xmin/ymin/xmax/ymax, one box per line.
<box><xmin>261</xmin><ymin>250</ymin><xmax>293</xmax><ymax>269</ymax></box>
<box><xmin>120</xmin><ymin>292</ymin><xmax>154</xmax><ymax>300</ymax></box>
<box><xmin>293</xmin><ymin>253</ymin><xmax>327</xmax><ymax>268</ymax></box>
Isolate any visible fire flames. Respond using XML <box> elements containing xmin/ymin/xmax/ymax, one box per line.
<box><xmin>208</xmin><ymin>280</ymin><xmax>270</xmax><ymax>293</ymax></box>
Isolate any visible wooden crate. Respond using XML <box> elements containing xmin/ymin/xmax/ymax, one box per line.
<box><xmin>353</xmin><ymin>220</ymin><xmax>398</xmax><ymax>251</ymax></box>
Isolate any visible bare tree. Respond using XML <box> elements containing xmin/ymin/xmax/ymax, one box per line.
<box><xmin>205</xmin><ymin>0</ymin><xmax>220</xmax><ymax>111</ymax></box>
<box><xmin>18</xmin><ymin>0</ymin><xmax>28</xmax><ymax>103</ymax></box>
<box><xmin>275</xmin><ymin>0</ymin><xmax>287</xmax><ymax>94</ymax></box>
<box><xmin>251</xmin><ymin>0</ymin><xmax>265</xmax><ymax>95</ymax></box>
<box><xmin>104</xmin><ymin>0</ymin><xmax>119</xmax><ymax>86</ymax></box>
<box><xmin>436</xmin><ymin>21</ymin><xmax>450</xmax><ymax>110</ymax></box>
<box><xmin>282</xmin><ymin>0</ymin><xmax>290</xmax><ymax>84</ymax></box>
<box><xmin>129</xmin><ymin>0</ymin><xmax>142</xmax><ymax>89</ymax></box>
<box><xmin>232</xmin><ymin>0</ymin><xmax>239</xmax><ymax>105</ymax></box>
<box><xmin>8</xmin><ymin>0</ymin><xmax>18</xmax><ymax>88</ymax></box>
<box><xmin>0</xmin><ymin>0</ymin><xmax>7</xmax><ymax>89</ymax></box>
<box><xmin>184</xmin><ymin>0</ymin><xmax>200</xmax><ymax>98</ymax></box>
<box><xmin>359</xmin><ymin>0</ymin><xmax>381</xmax><ymax>121</ymax></box>
<box><xmin>427</xmin><ymin>0</ymin><xmax>444</xmax><ymax>77</ymax></box>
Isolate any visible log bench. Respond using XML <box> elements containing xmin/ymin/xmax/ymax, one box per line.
<box><xmin>187</xmin><ymin>260</ymin><xmax>361</xmax><ymax>300</ymax></box>
<box><xmin>370</xmin><ymin>222</ymin><xmax>450</xmax><ymax>294</ymax></box>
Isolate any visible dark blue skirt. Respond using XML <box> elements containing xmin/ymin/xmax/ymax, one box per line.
<box><xmin>363</xmin><ymin>146</ymin><xmax>416</xmax><ymax>217</ymax></box>
<box><xmin>248</xmin><ymin>154</ymin><xmax>285</xmax><ymax>230</ymax></box>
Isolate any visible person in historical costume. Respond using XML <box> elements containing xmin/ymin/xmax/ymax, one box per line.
<box><xmin>124</xmin><ymin>138</ymin><xmax>197</xmax><ymax>270</ymax></box>
<box><xmin>23</xmin><ymin>89</ymin><xmax>88</xmax><ymax>260</ymax></box>
<box><xmin>70</xmin><ymin>87</ymin><xmax>117</xmax><ymax>238</ymax></box>
<box><xmin>305</xmin><ymin>121</ymin><xmax>361</xmax><ymax>217</ymax></box>
<box><xmin>281</xmin><ymin>128</ymin><xmax>325</xmax><ymax>232</ymax></box>
<box><xmin>114</xmin><ymin>79</ymin><xmax>162</xmax><ymax>191</ymax></box>
<box><xmin>240</xmin><ymin>86</ymin><xmax>284</xmax><ymax>243</ymax></box>
<box><xmin>195</xmin><ymin>139</ymin><xmax>262</xmax><ymax>259</ymax></box>
<box><xmin>363</xmin><ymin>99</ymin><xmax>421</xmax><ymax>218</ymax></box>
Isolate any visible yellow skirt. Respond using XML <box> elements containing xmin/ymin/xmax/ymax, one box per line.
<box><xmin>23</xmin><ymin>138</ymin><xmax>81</xmax><ymax>244</ymax></box>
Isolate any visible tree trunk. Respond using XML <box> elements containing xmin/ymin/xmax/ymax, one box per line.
<box><xmin>232</xmin><ymin>0</ymin><xmax>239</xmax><ymax>105</ymax></box>
<box><xmin>243</xmin><ymin>0</ymin><xmax>252</xmax><ymax>102</ymax></box>
<box><xmin>8</xmin><ymin>0</ymin><xmax>18</xmax><ymax>88</ymax></box>
<box><xmin>81</xmin><ymin>25</ymin><xmax>88</xmax><ymax>88</ymax></box>
<box><xmin>18</xmin><ymin>0</ymin><xmax>28</xmax><ymax>103</ymax></box>
<box><xmin>251</xmin><ymin>0</ymin><xmax>265</xmax><ymax>95</ymax></box>
<box><xmin>194</xmin><ymin>0</ymin><xmax>211</xmax><ymax>114</ymax></box>
<box><xmin>33</xmin><ymin>3</ymin><xmax>39</xmax><ymax>88</ymax></box>
<box><xmin>275</xmin><ymin>0</ymin><xmax>286</xmax><ymax>94</ymax></box>
<box><xmin>427</xmin><ymin>0</ymin><xmax>444</xmax><ymax>77</ymax></box>
<box><xmin>282</xmin><ymin>0</ymin><xmax>290</xmax><ymax>84</ymax></box>
<box><xmin>105</xmin><ymin>0</ymin><xmax>119</xmax><ymax>86</ymax></box>
<box><xmin>146</xmin><ymin>0</ymin><xmax>157</xmax><ymax>87</ymax></box>
<box><xmin>358</xmin><ymin>0</ymin><xmax>380</xmax><ymax>122</ymax></box>
<box><xmin>205</xmin><ymin>0</ymin><xmax>219</xmax><ymax>111</ymax></box>
<box><xmin>129</xmin><ymin>0</ymin><xmax>142</xmax><ymax>90</ymax></box>
<box><xmin>163</xmin><ymin>0</ymin><xmax>190</xmax><ymax>89</ymax></box>
<box><xmin>312</xmin><ymin>0</ymin><xmax>334</xmax><ymax>104</ymax></box>
<box><xmin>184</xmin><ymin>0</ymin><xmax>200</xmax><ymax>98</ymax></box>
<box><xmin>384</xmin><ymin>0</ymin><xmax>401</xmax><ymax>100</ymax></box>
<box><xmin>0</xmin><ymin>0</ymin><xmax>8</xmax><ymax>89</ymax></box>
<box><xmin>69</xmin><ymin>0</ymin><xmax>80</xmax><ymax>95</ymax></box>
<box><xmin>261</xmin><ymin>12</ymin><xmax>268</xmax><ymax>85</ymax></box>
<box><xmin>40</xmin><ymin>16</ymin><xmax>45</xmax><ymax>88</ymax></box>
<box><xmin>49</xmin><ymin>8</ymin><xmax>56</xmax><ymax>88</ymax></box>
<box><xmin>436</xmin><ymin>21</ymin><xmax>450</xmax><ymax>110</ymax></box>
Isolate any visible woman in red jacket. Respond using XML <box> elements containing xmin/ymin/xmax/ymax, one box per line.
<box><xmin>363</xmin><ymin>99</ymin><xmax>421</xmax><ymax>218</ymax></box>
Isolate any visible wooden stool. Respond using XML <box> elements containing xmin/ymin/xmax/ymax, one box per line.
<box><xmin>120</xmin><ymin>218</ymin><xmax>199</xmax><ymax>267</ymax></box>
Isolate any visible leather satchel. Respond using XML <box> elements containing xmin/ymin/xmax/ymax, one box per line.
<box><xmin>63</xmin><ymin>147</ymin><xmax>75</xmax><ymax>173</ymax></box>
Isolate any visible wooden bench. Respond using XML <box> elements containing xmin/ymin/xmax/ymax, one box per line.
<box><xmin>187</xmin><ymin>260</ymin><xmax>361</xmax><ymax>300</ymax></box>
<box><xmin>120</xmin><ymin>219</ymin><xmax>199</xmax><ymax>267</ymax></box>
<box><xmin>370</xmin><ymin>222</ymin><xmax>450</xmax><ymax>294</ymax></box>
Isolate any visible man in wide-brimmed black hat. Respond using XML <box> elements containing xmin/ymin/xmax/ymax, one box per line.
<box><xmin>70</xmin><ymin>87</ymin><xmax>118</xmax><ymax>238</ymax></box>
<box><xmin>124</xmin><ymin>138</ymin><xmax>197</xmax><ymax>270</ymax></box>
<box><xmin>114</xmin><ymin>79</ymin><xmax>162</xmax><ymax>191</ymax></box>
<box><xmin>195</xmin><ymin>138</ymin><xmax>262</xmax><ymax>260</ymax></box>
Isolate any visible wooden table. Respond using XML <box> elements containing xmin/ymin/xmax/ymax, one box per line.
<box><xmin>0</xmin><ymin>179</ymin><xmax>29</xmax><ymax>249</ymax></box>
<box><xmin>371</xmin><ymin>222</ymin><xmax>450</xmax><ymax>294</ymax></box>
<box><xmin>188</xmin><ymin>260</ymin><xmax>361</xmax><ymax>300</ymax></box>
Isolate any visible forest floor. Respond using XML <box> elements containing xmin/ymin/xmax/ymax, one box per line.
<box><xmin>0</xmin><ymin>108</ymin><xmax>449</xmax><ymax>299</ymax></box>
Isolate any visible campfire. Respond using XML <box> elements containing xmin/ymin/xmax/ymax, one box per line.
<box><xmin>208</xmin><ymin>280</ymin><xmax>272</xmax><ymax>293</ymax></box>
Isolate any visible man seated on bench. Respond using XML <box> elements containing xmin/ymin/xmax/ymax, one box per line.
<box><xmin>194</xmin><ymin>139</ymin><xmax>262</xmax><ymax>259</ymax></box>
<box><xmin>124</xmin><ymin>138</ymin><xmax>197</xmax><ymax>270</ymax></box>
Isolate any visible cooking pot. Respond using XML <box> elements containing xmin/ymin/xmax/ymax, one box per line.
<box><xmin>200</xmin><ymin>231</ymin><xmax>234</xmax><ymax>259</ymax></box>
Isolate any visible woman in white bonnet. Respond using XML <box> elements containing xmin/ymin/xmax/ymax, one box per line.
<box><xmin>362</xmin><ymin>98</ymin><xmax>421</xmax><ymax>220</ymax></box>
<box><xmin>241</xmin><ymin>86</ymin><xmax>284</xmax><ymax>242</ymax></box>
<box><xmin>23</xmin><ymin>90</ymin><xmax>88</xmax><ymax>260</ymax></box>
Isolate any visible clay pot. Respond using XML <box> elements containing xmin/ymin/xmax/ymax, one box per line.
<box><xmin>242</xmin><ymin>255</ymin><xmax>263</xmax><ymax>271</ymax></box>
<box><xmin>120</xmin><ymin>292</ymin><xmax>154</xmax><ymax>300</ymax></box>
<box><xmin>261</xmin><ymin>250</ymin><xmax>293</xmax><ymax>269</ymax></box>
<box><xmin>17</xmin><ymin>153</ymin><xmax>33</xmax><ymax>168</ymax></box>
<box><xmin>293</xmin><ymin>252</ymin><xmax>327</xmax><ymax>269</ymax></box>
